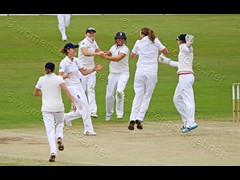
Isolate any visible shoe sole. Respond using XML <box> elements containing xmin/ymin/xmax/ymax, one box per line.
<box><xmin>128</xmin><ymin>121</ymin><xmax>135</xmax><ymax>130</ymax></box>
<box><xmin>84</xmin><ymin>132</ymin><xmax>97</xmax><ymax>136</ymax></box>
<box><xmin>49</xmin><ymin>154</ymin><xmax>56</xmax><ymax>162</ymax></box>
<box><xmin>182</xmin><ymin>125</ymin><xmax>198</xmax><ymax>133</ymax></box>
<box><xmin>91</xmin><ymin>114</ymin><xmax>98</xmax><ymax>118</ymax></box>
<box><xmin>84</xmin><ymin>134</ymin><xmax>97</xmax><ymax>136</ymax></box>
<box><xmin>57</xmin><ymin>141</ymin><xmax>64</xmax><ymax>151</ymax></box>
<box><xmin>182</xmin><ymin>129</ymin><xmax>191</xmax><ymax>133</ymax></box>
<box><xmin>191</xmin><ymin>125</ymin><xmax>198</xmax><ymax>130</ymax></box>
<box><xmin>135</xmin><ymin>120</ymin><xmax>143</xmax><ymax>130</ymax></box>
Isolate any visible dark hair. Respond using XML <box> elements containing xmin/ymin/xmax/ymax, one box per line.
<box><xmin>45</xmin><ymin>62</ymin><xmax>55</xmax><ymax>74</ymax></box>
<box><xmin>140</xmin><ymin>27</ymin><xmax>156</xmax><ymax>43</ymax></box>
<box><xmin>60</xmin><ymin>48</ymin><xmax>68</xmax><ymax>55</ymax></box>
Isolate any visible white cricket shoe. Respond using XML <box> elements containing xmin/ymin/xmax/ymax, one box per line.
<box><xmin>117</xmin><ymin>115</ymin><xmax>123</xmax><ymax>120</ymax></box>
<box><xmin>84</xmin><ymin>131</ymin><xmax>97</xmax><ymax>136</ymax></box>
<box><xmin>105</xmin><ymin>116</ymin><xmax>111</xmax><ymax>121</ymax></box>
<box><xmin>49</xmin><ymin>153</ymin><xmax>56</xmax><ymax>162</ymax></box>
<box><xmin>62</xmin><ymin>34</ymin><xmax>67</xmax><ymax>41</ymax></box>
<box><xmin>91</xmin><ymin>112</ymin><xmax>98</xmax><ymax>118</ymax></box>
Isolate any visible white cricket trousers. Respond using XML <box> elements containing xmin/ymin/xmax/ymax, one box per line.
<box><xmin>42</xmin><ymin>111</ymin><xmax>64</xmax><ymax>156</ymax></box>
<box><xmin>130</xmin><ymin>71</ymin><xmax>157</xmax><ymax>121</ymax></box>
<box><xmin>79</xmin><ymin>72</ymin><xmax>97</xmax><ymax>114</ymax></box>
<box><xmin>64</xmin><ymin>84</ymin><xmax>94</xmax><ymax>134</ymax></box>
<box><xmin>57</xmin><ymin>14</ymin><xmax>71</xmax><ymax>40</ymax></box>
<box><xmin>106</xmin><ymin>72</ymin><xmax>129</xmax><ymax>118</ymax></box>
<box><xmin>173</xmin><ymin>74</ymin><xmax>196</xmax><ymax>127</ymax></box>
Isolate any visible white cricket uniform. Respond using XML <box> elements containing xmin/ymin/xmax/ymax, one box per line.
<box><xmin>59</xmin><ymin>56</ymin><xmax>94</xmax><ymax>134</ymax></box>
<box><xmin>78</xmin><ymin>37</ymin><xmax>99</xmax><ymax>114</ymax></box>
<box><xmin>57</xmin><ymin>14</ymin><xmax>71</xmax><ymax>40</ymax></box>
<box><xmin>35</xmin><ymin>73</ymin><xmax>65</xmax><ymax>156</ymax></box>
<box><xmin>173</xmin><ymin>44</ymin><xmax>197</xmax><ymax>128</ymax></box>
<box><xmin>106</xmin><ymin>44</ymin><xmax>130</xmax><ymax>119</ymax></box>
<box><xmin>130</xmin><ymin>36</ymin><xmax>166</xmax><ymax>122</ymax></box>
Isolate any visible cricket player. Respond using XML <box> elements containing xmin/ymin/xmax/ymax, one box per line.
<box><xmin>159</xmin><ymin>34</ymin><xmax>198</xmax><ymax>133</ymax></box>
<box><xmin>57</xmin><ymin>14</ymin><xmax>71</xmax><ymax>41</ymax></box>
<box><xmin>34</xmin><ymin>62</ymin><xmax>77</xmax><ymax>162</ymax></box>
<box><xmin>78</xmin><ymin>27</ymin><xmax>104</xmax><ymax>118</ymax></box>
<box><xmin>128</xmin><ymin>27</ymin><xmax>168</xmax><ymax>130</ymax></box>
<box><xmin>100</xmin><ymin>32</ymin><xmax>130</xmax><ymax>121</ymax></box>
<box><xmin>59</xmin><ymin>42</ymin><xmax>103</xmax><ymax>136</ymax></box>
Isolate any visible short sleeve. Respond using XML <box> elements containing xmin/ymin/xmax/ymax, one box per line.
<box><xmin>94</xmin><ymin>41</ymin><xmax>99</xmax><ymax>50</ymax></box>
<box><xmin>109</xmin><ymin>45</ymin><xmax>115</xmax><ymax>54</ymax></box>
<box><xmin>58</xmin><ymin>76</ymin><xmax>65</xmax><ymax>84</ymax></box>
<box><xmin>59</xmin><ymin>60</ymin><xmax>65</xmax><ymax>73</ymax></box>
<box><xmin>120</xmin><ymin>47</ymin><xmax>129</xmax><ymax>55</ymax></box>
<box><xmin>76</xmin><ymin>58</ymin><xmax>83</xmax><ymax>69</ymax></box>
<box><xmin>154</xmin><ymin>38</ymin><xmax>166</xmax><ymax>51</ymax></box>
<box><xmin>79</xmin><ymin>40</ymin><xmax>87</xmax><ymax>48</ymax></box>
<box><xmin>35</xmin><ymin>78</ymin><xmax>41</xmax><ymax>89</ymax></box>
<box><xmin>132</xmin><ymin>40</ymin><xmax>140</xmax><ymax>54</ymax></box>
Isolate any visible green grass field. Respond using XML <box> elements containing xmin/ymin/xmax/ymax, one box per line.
<box><xmin>0</xmin><ymin>14</ymin><xmax>240</xmax><ymax>165</ymax></box>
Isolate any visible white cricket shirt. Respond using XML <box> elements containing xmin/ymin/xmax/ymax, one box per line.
<box><xmin>109</xmin><ymin>44</ymin><xmax>129</xmax><ymax>73</ymax></box>
<box><xmin>59</xmin><ymin>56</ymin><xmax>83</xmax><ymax>86</ymax></box>
<box><xmin>132</xmin><ymin>36</ymin><xmax>166</xmax><ymax>73</ymax></box>
<box><xmin>35</xmin><ymin>73</ymin><xmax>65</xmax><ymax>112</ymax></box>
<box><xmin>177</xmin><ymin>44</ymin><xmax>194</xmax><ymax>74</ymax></box>
<box><xmin>78</xmin><ymin>37</ymin><xmax>99</xmax><ymax>69</ymax></box>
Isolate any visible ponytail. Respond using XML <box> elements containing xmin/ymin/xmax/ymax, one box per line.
<box><xmin>60</xmin><ymin>48</ymin><xmax>68</xmax><ymax>55</ymax></box>
<box><xmin>140</xmin><ymin>27</ymin><xmax>156</xmax><ymax>43</ymax></box>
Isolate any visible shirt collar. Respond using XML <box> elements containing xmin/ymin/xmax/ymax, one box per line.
<box><xmin>141</xmin><ymin>36</ymin><xmax>149</xmax><ymax>41</ymax></box>
<box><xmin>86</xmin><ymin>37</ymin><xmax>94</xmax><ymax>43</ymax></box>
<box><xmin>115</xmin><ymin>44</ymin><xmax>125</xmax><ymax>48</ymax></box>
<box><xmin>65</xmin><ymin>56</ymin><xmax>74</xmax><ymax>63</ymax></box>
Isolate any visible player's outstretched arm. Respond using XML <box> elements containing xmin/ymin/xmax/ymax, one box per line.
<box><xmin>159</xmin><ymin>54</ymin><xmax>178</xmax><ymax>67</ymax></box>
<box><xmin>100</xmin><ymin>53</ymin><xmax>126</xmax><ymax>62</ymax></box>
<box><xmin>79</xmin><ymin>64</ymin><xmax>103</xmax><ymax>75</ymax></box>
<box><xmin>81</xmin><ymin>47</ymin><xmax>104</xmax><ymax>56</ymax></box>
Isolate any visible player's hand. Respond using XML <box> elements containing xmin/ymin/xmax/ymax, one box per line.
<box><xmin>159</xmin><ymin>54</ymin><xmax>171</xmax><ymax>64</ymax></box>
<box><xmin>99</xmin><ymin>51</ymin><xmax>111</xmax><ymax>59</ymax></box>
<box><xmin>64</xmin><ymin>72</ymin><xmax>72</xmax><ymax>79</ymax></box>
<box><xmin>93</xmin><ymin>64</ymin><xmax>103</xmax><ymax>71</ymax></box>
<box><xmin>72</xmin><ymin>103</ymin><xmax>77</xmax><ymax>112</ymax></box>
<box><xmin>185</xmin><ymin>34</ymin><xmax>194</xmax><ymax>47</ymax></box>
<box><xmin>97</xmin><ymin>51</ymin><xmax>105</xmax><ymax>56</ymax></box>
<box><xmin>99</xmin><ymin>53</ymin><xmax>106</xmax><ymax>58</ymax></box>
